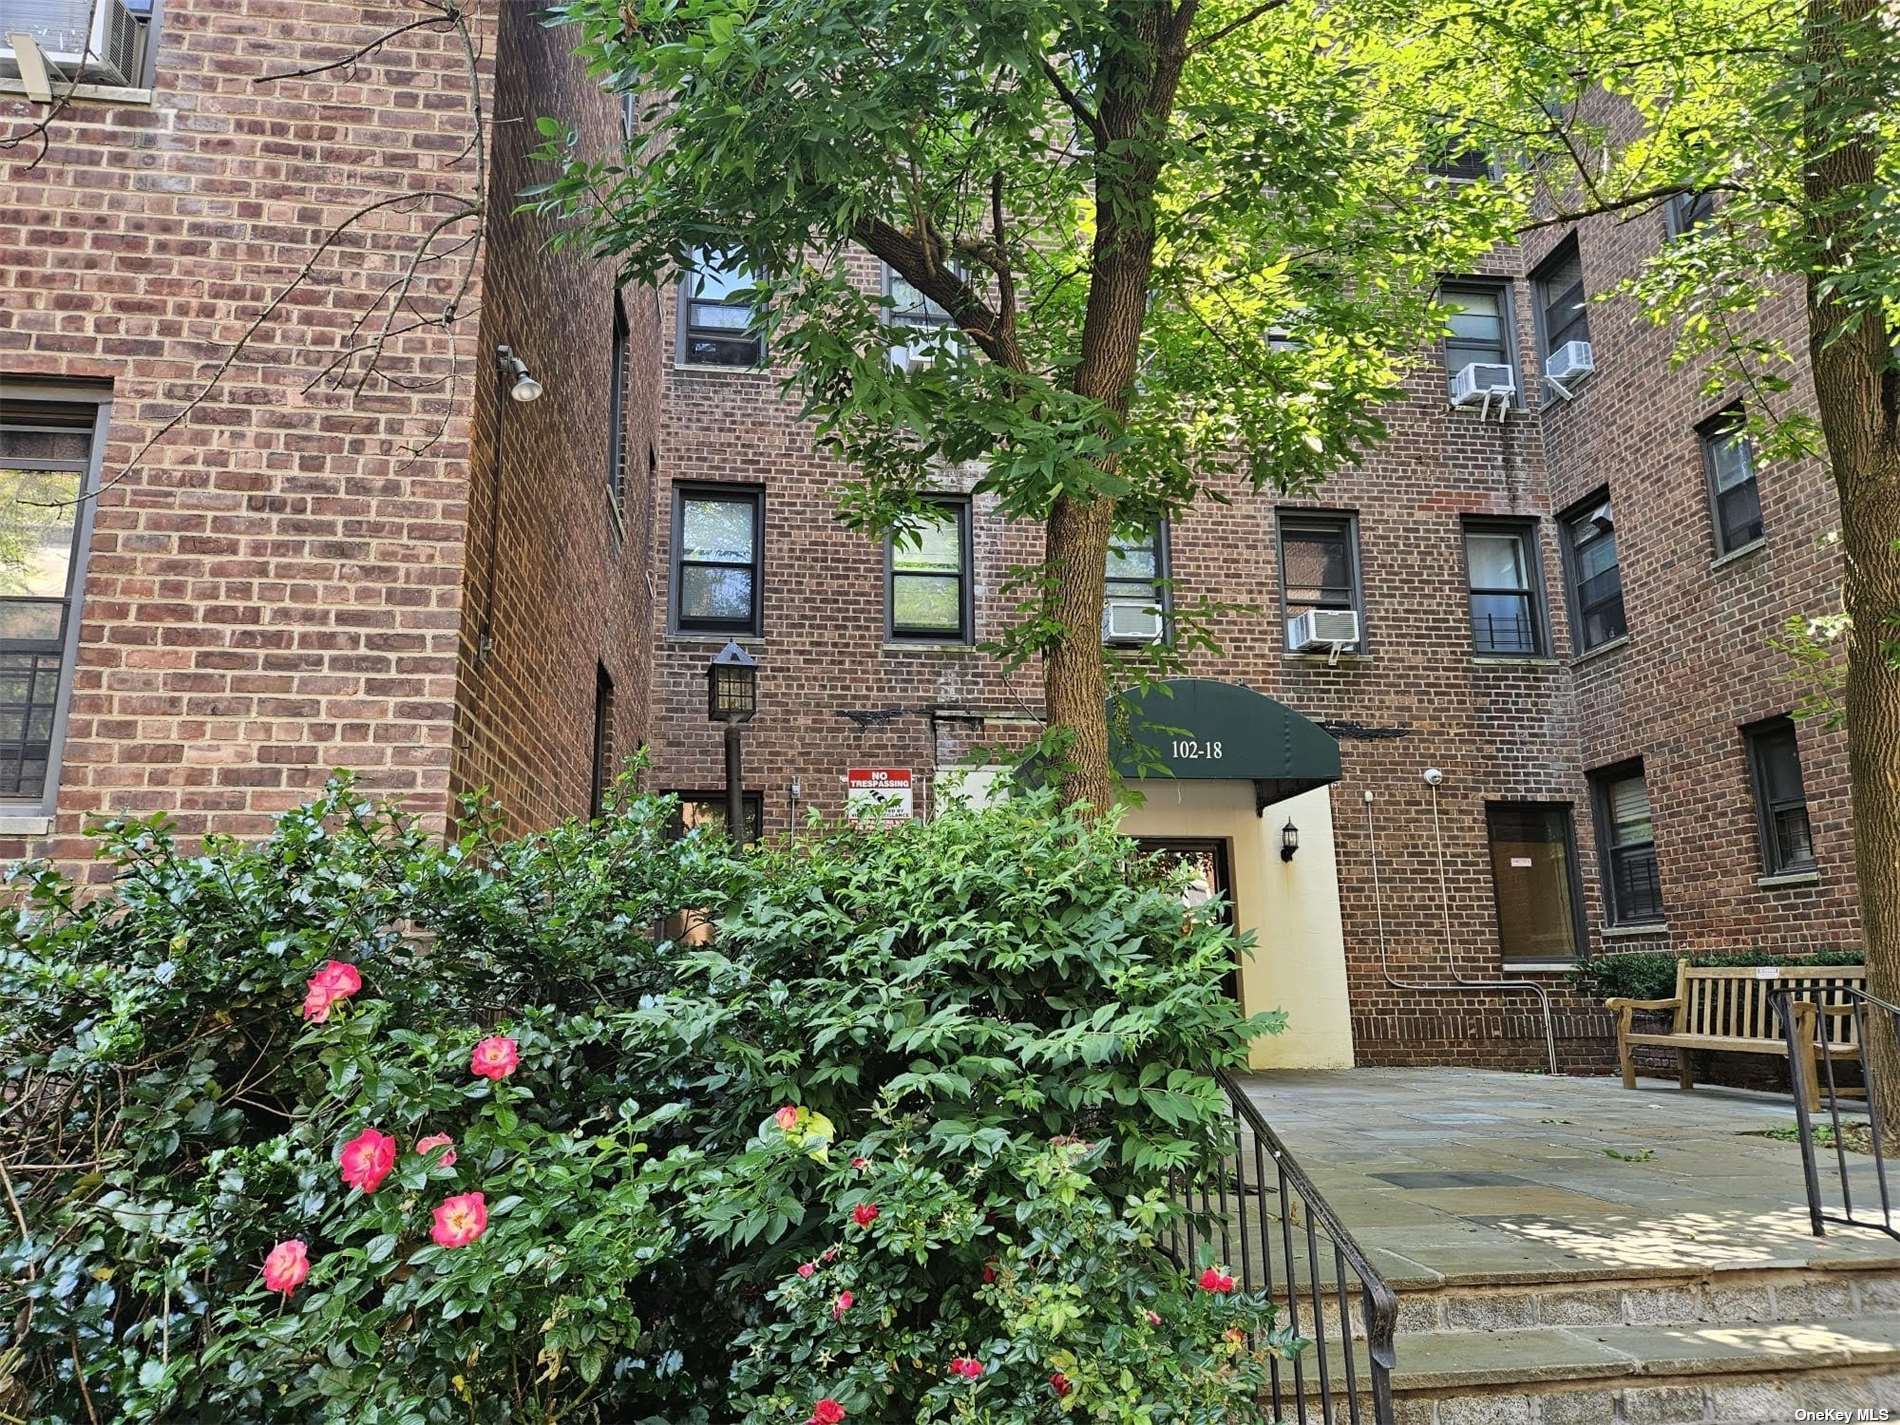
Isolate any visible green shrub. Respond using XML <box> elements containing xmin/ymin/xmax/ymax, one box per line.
<box><xmin>0</xmin><ymin>776</ymin><xmax>1293</xmax><ymax>1424</ymax></box>
<box><xmin>1571</xmin><ymin>947</ymin><xmax>1865</xmax><ymax>1002</ymax></box>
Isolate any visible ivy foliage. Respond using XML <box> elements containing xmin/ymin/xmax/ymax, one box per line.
<box><xmin>2</xmin><ymin>775</ymin><xmax>1287</xmax><ymax>1423</ymax></box>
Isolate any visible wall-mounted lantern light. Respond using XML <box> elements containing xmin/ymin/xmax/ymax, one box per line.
<box><xmin>1280</xmin><ymin>818</ymin><xmax>1299</xmax><ymax>862</ymax></box>
<box><xmin>707</xmin><ymin>641</ymin><xmax>759</xmax><ymax>844</ymax></box>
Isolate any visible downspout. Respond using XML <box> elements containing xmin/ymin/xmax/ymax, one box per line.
<box><xmin>1363</xmin><ymin>778</ymin><xmax>1560</xmax><ymax>1076</ymax></box>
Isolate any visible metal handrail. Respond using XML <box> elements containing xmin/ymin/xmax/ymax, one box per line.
<box><xmin>1774</xmin><ymin>985</ymin><xmax>1898</xmax><ymax>1241</ymax></box>
<box><xmin>1165</xmin><ymin>1070</ymin><xmax>1397</xmax><ymax>1424</ymax></box>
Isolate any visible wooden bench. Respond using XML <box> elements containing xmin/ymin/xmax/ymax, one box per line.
<box><xmin>1607</xmin><ymin>960</ymin><xmax>1865</xmax><ymax>1110</ymax></box>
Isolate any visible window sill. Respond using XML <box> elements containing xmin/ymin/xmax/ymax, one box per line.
<box><xmin>882</xmin><ymin>641</ymin><xmax>974</xmax><ymax>654</ymax></box>
<box><xmin>1599</xmin><ymin>922</ymin><xmax>1669</xmax><ymax>939</ymax></box>
<box><xmin>1282</xmin><ymin>651</ymin><xmax>1371</xmax><ymax>666</ymax></box>
<box><xmin>1502</xmin><ymin>961</ymin><xmax>1578</xmax><ymax>973</ymax></box>
<box><xmin>1472</xmin><ymin>655</ymin><xmax>1559</xmax><ymax>668</ymax></box>
<box><xmin>0</xmin><ymin>814</ymin><xmax>54</xmax><ymax>836</ymax></box>
<box><xmin>1711</xmin><ymin>539</ymin><xmax>1767</xmax><ymax>571</ymax></box>
<box><xmin>671</xmin><ymin>362</ymin><xmax>770</xmax><ymax>377</ymax></box>
<box><xmin>1570</xmin><ymin>634</ymin><xmax>1630</xmax><ymax>667</ymax></box>
<box><xmin>1757</xmin><ymin>869</ymin><xmax>1821</xmax><ymax>890</ymax></box>
<box><xmin>665</xmin><ymin>631</ymin><xmax>764</xmax><ymax>645</ymax></box>
<box><xmin>0</xmin><ymin>77</ymin><xmax>155</xmax><ymax>105</ymax></box>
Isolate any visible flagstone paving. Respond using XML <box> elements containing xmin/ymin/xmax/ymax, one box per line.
<box><xmin>1234</xmin><ymin>1067</ymin><xmax>1900</xmax><ymax>1287</ymax></box>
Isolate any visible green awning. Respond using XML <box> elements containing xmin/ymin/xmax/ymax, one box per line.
<box><xmin>1108</xmin><ymin>678</ymin><xmax>1341</xmax><ymax>813</ymax></box>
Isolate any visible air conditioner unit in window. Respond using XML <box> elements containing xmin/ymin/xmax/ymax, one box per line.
<box><xmin>1103</xmin><ymin>600</ymin><xmax>1163</xmax><ymax>644</ymax></box>
<box><xmin>887</xmin><ymin>340</ymin><xmax>934</xmax><ymax>374</ymax></box>
<box><xmin>1450</xmin><ymin>362</ymin><xmax>1516</xmax><ymax>407</ymax></box>
<box><xmin>5</xmin><ymin>0</ymin><xmax>145</xmax><ymax>86</ymax></box>
<box><xmin>1543</xmin><ymin>339</ymin><xmax>1595</xmax><ymax>398</ymax></box>
<box><xmin>1286</xmin><ymin>608</ymin><xmax>1360</xmax><ymax>652</ymax></box>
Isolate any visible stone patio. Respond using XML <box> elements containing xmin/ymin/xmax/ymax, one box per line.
<box><xmin>1236</xmin><ymin>1067</ymin><xmax>1898</xmax><ymax>1287</ymax></box>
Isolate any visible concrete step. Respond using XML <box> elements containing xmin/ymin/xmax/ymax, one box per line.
<box><xmin>1296</xmin><ymin>1313</ymin><xmax>1900</xmax><ymax>1424</ymax></box>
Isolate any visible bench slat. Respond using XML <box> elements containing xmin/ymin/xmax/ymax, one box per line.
<box><xmin>1625</xmin><ymin>1031</ymin><xmax>1859</xmax><ymax>1057</ymax></box>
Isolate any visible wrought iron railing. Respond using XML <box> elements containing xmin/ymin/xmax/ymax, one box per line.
<box><xmin>1773</xmin><ymin>985</ymin><xmax>1896</xmax><ymax>1240</ymax></box>
<box><xmin>1165</xmin><ymin>1071</ymin><xmax>1398</xmax><ymax>1425</ymax></box>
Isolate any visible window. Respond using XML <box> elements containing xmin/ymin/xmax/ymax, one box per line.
<box><xmin>679</xmin><ymin>249</ymin><xmax>762</xmax><ymax>367</ymax></box>
<box><xmin>887</xmin><ymin>500</ymin><xmax>972</xmax><ymax>643</ymax></box>
<box><xmin>620</xmin><ymin>89</ymin><xmax>639</xmax><ymax>138</ymax></box>
<box><xmin>607</xmin><ymin>296</ymin><xmax>629</xmax><ymax>524</ymax></box>
<box><xmin>672</xmin><ymin>486</ymin><xmax>762</xmax><ymax>635</ymax></box>
<box><xmin>589</xmin><ymin>664</ymin><xmax>616</xmax><ymax>818</ymax></box>
<box><xmin>1429</xmin><ymin>146</ymin><xmax>1492</xmax><ymax>182</ymax></box>
<box><xmin>3</xmin><ymin>0</ymin><xmax>160</xmax><ymax>89</ymax></box>
<box><xmin>1701</xmin><ymin>409</ymin><xmax>1764</xmax><ymax>556</ymax></box>
<box><xmin>1440</xmin><ymin>283</ymin><xmax>1515</xmax><ymax>397</ymax></box>
<box><xmin>1463</xmin><ymin>521</ymin><xmax>1545</xmax><ymax>656</ymax></box>
<box><xmin>1104</xmin><ymin>523</ymin><xmax>1168</xmax><ymax>644</ymax></box>
<box><xmin>1560</xmin><ymin>492</ymin><xmax>1626</xmax><ymax>652</ymax></box>
<box><xmin>1485</xmin><ymin>803</ymin><xmax>1584</xmax><ymax>965</ymax></box>
<box><xmin>1591</xmin><ymin>764</ymin><xmax>1663</xmax><ymax>925</ymax></box>
<box><xmin>1666</xmin><ymin>191</ymin><xmax>1717</xmax><ymax>236</ymax></box>
<box><xmin>1533</xmin><ymin>239</ymin><xmax>1589</xmax><ymax>359</ymax></box>
<box><xmin>1278</xmin><ymin>511</ymin><xmax>1363</xmax><ymax>650</ymax></box>
<box><xmin>885</xmin><ymin>264</ymin><xmax>955</xmax><ymax>329</ymax></box>
<box><xmin>1746</xmin><ymin>718</ymin><xmax>1816</xmax><ymax>876</ymax></box>
<box><xmin>0</xmin><ymin>387</ymin><xmax>107</xmax><ymax>813</ymax></box>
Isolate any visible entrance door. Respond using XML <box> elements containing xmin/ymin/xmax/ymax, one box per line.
<box><xmin>1138</xmin><ymin>838</ymin><xmax>1238</xmax><ymax>1003</ymax></box>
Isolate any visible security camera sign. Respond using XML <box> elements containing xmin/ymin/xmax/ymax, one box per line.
<box><xmin>846</xmin><ymin>768</ymin><xmax>914</xmax><ymax>826</ymax></box>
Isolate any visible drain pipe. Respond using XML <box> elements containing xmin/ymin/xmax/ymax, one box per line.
<box><xmin>1364</xmin><ymin>776</ymin><xmax>1559</xmax><ymax>1076</ymax></box>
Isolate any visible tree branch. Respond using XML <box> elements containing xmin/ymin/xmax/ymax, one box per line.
<box><xmin>1187</xmin><ymin>0</ymin><xmax>1293</xmax><ymax>55</ymax></box>
<box><xmin>252</xmin><ymin>12</ymin><xmax>458</xmax><ymax>83</ymax></box>
<box><xmin>1036</xmin><ymin>55</ymin><xmax>1106</xmax><ymax>147</ymax></box>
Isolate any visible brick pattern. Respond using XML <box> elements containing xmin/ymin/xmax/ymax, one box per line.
<box><xmin>645</xmin><ymin>216</ymin><xmax>1855</xmax><ymax>1073</ymax></box>
<box><xmin>0</xmin><ymin>0</ymin><xmax>654</xmax><ymax>866</ymax></box>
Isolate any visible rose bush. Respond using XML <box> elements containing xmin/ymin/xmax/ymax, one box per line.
<box><xmin>1</xmin><ymin>772</ymin><xmax>1298</xmax><ymax>1423</ymax></box>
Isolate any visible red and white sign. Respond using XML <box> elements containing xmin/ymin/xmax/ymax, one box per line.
<box><xmin>847</xmin><ymin>767</ymin><xmax>914</xmax><ymax>825</ymax></box>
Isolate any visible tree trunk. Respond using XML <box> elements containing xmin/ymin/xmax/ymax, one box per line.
<box><xmin>1045</xmin><ymin>493</ymin><xmax>1118</xmax><ymax>812</ymax></box>
<box><xmin>1839</xmin><ymin>473</ymin><xmax>1900</xmax><ymax>1127</ymax></box>
<box><xmin>1803</xmin><ymin>0</ymin><xmax>1900</xmax><ymax>1131</ymax></box>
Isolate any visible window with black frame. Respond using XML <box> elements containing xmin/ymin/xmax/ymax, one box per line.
<box><xmin>1439</xmin><ymin>284</ymin><xmax>1514</xmax><ymax>397</ymax></box>
<box><xmin>1104</xmin><ymin>523</ymin><xmax>1166</xmax><ymax>643</ymax></box>
<box><xmin>885</xmin><ymin>265</ymin><xmax>955</xmax><ymax>330</ymax></box>
<box><xmin>1429</xmin><ymin>146</ymin><xmax>1491</xmax><ymax>181</ymax></box>
<box><xmin>679</xmin><ymin>250</ymin><xmax>762</xmax><ymax>367</ymax></box>
<box><xmin>1591</xmin><ymin>764</ymin><xmax>1664</xmax><ymax>925</ymax></box>
<box><xmin>1534</xmin><ymin>240</ymin><xmax>1589</xmax><ymax>359</ymax></box>
<box><xmin>673</xmin><ymin>487</ymin><xmax>762</xmax><ymax>635</ymax></box>
<box><xmin>1701</xmin><ymin>410</ymin><xmax>1764</xmax><ymax>556</ymax></box>
<box><xmin>1278</xmin><ymin>512</ymin><xmax>1362</xmax><ymax>650</ymax></box>
<box><xmin>607</xmin><ymin>296</ymin><xmax>629</xmax><ymax>523</ymax></box>
<box><xmin>1463</xmin><ymin>521</ymin><xmax>1544</xmax><ymax>656</ymax></box>
<box><xmin>1561</xmin><ymin>492</ymin><xmax>1626</xmax><ymax>652</ymax></box>
<box><xmin>0</xmin><ymin>394</ymin><xmax>104</xmax><ymax>810</ymax></box>
<box><xmin>1666</xmin><ymin>191</ymin><xmax>1717</xmax><ymax>236</ymax></box>
<box><xmin>1746</xmin><ymin>718</ymin><xmax>1816</xmax><ymax>875</ymax></box>
<box><xmin>887</xmin><ymin>500</ymin><xmax>971</xmax><ymax>642</ymax></box>
<box><xmin>589</xmin><ymin>664</ymin><xmax>616</xmax><ymax>818</ymax></box>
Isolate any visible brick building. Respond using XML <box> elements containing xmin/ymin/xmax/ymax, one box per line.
<box><xmin>2</xmin><ymin>6</ymin><xmax>1857</xmax><ymax>1073</ymax></box>
<box><xmin>0</xmin><ymin>0</ymin><xmax>658</xmax><ymax>873</ymax></box>
<box><xmin>644</xmin><ymin>215</ymin><xmax>1856</xmax><ymax>1074</ymax></box>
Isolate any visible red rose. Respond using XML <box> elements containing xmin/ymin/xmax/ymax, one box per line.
<box><xmin>1198</xmin><ymin>1265</ymin><xmax>1235</xmax><ymax>1293</ymax></box>
<box><xmin>851</xmin><ymin>1202</ymin><xmax>879</xmax><ymax>1228</ymax></box>
<box><xmin>1049</xmin><ymin>1372</ymin><xmax>1072</xmax><ymax>1397</ymax></box>
<box><xmin>981</xmin><ymin>1258</ymin><xmax>997</xmax><ymax>1284</ymax></box>
<box><xmin>808</xmin><ymin>1399</ymin><xmax>846</xmax><ymax>1425</ymax></box>
<box><xmin>949</xmin><ymin>1356</ymin><xmax>984</xmax><ymax>1380</ymax></box>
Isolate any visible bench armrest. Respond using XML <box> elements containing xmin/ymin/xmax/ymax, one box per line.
<box><xmin>1604</xmin><ymin>996</ymin><xmax>1682</xmax><ymax>1012</ymax></box>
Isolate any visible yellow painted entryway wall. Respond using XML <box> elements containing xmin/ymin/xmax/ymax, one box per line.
<box><xmin>1118</xmin><ymin>780</ymin><xmax>1355</xmax><ymax>1070</ymax></box>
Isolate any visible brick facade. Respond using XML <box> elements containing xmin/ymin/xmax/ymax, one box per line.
<box><xmin>646</xmin><ymin>224</ymin><xmax>1855</xmax><ymax>1076</ymax></box>
<box><xmin>0</xmin><ymin>0</ymin><xmax>656</xmax><ymax>869</ymax></box>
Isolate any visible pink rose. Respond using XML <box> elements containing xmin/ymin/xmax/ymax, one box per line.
<box><xmin>775</xmin><ymin>1104</ymin><xmax>801</xmax><ymax>1131</ymax></box>
<box><xmin>808</xmin><ymin>1401</ymin><xmax>846</xmax><ymax>1425</ymax></box>
<box><xmin>339</xmin><ymin>1128</ymin><xmax>397</xmax><ymax>1193</ymax></box>
<box><xmin>797</xmin><ymin>1262</ymin><xmax>816</xmax><ymax>1279</ymax></box>
<box><xmin>261</xmin><ymin>1238</ymin><xmax>310</xmax><ymax>1295</ymax></box>
<box><xmin>301</xmin><ymin>983</ymin><xmax>337</xmax><ymax>1022</ymax></box>
<box><xmin>301</xmin><ymin>960</ymin><xmax>362</xmax><ymax>1021</ymax></box>
<box><xmin>949</xmin><ymin>1356</ymin><xmax>984</xmax><ymax>1380</ymax></box>
<box><xmin>832</xmin><ymin>1290</ymin><xmax>852</xmax><ymax>1321</ymax></box>
<box><xmin>415</xmin><ymin>1133</ymin><xmax>457</xmax><ymax>1168</ymax></box>
<box><xmin>1198</xmin><ymin>1266</ymin><xmax>1235</xmax><ymax>1293</ymax></box>
<box><xmin>851</xmin><ymin>1203</ymin><xmax>879</xmax><ymax>1228</ymax></box>
<box><xmin>850</xmin><ymin>1156</ymin><xmax>869</xmax><ymax>1170</ymax></box>
<box><xmin>431</xmin><ymin>1190</ymin><xmax>488</xmax><ymax>1248</ymax></box>
<box><xmin>470</xmin><ymin>1035</ymin><xmax>519</xmax><ymax>1081</ymax></box>
<box><xmin>1145</xmin><ymin>1309</ymin><xmax>1162</xmax><ymax>1326</ymax></box>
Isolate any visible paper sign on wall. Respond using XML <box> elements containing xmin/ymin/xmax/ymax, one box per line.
<box><xmin>847</xmin><ymin>768</ymin><xmax>914</xmax><ymax>825</ymax></box>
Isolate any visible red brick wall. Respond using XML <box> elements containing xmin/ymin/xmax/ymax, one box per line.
<box><xmin>646</xmin><ymin>218</ymin><xmax>1853</xmax><ymax>1075</ymax></box>
<box><xmin>0</xmin><ymin>1</ymin><xmax>501</xmax><ymax>873</ymax></box>
<box><xmin>446</xmin><ymin>6</ymin><xmax>660</xmax><ymax>831</ymax></box>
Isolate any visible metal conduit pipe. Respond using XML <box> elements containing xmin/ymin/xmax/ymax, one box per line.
<box><xmin>1363</xmin><ymin>777</ymin><xmax>1559</xmax><ymax>1077</ymax></box>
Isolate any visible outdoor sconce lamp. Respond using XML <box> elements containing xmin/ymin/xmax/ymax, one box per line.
<box><xmin>1280</xmin><ymin>818</ymin><xmax>1299</xmax><ymax>862</ymax></box>
<box><xmin>495</xmin><ymin>344</ymin><xmax>544</xmax><ymax>403</ymax></box>
<box><xmin>707</xmin><ymin>642</ymin><xmax>759</xmax><ymax>844</ymax></box>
